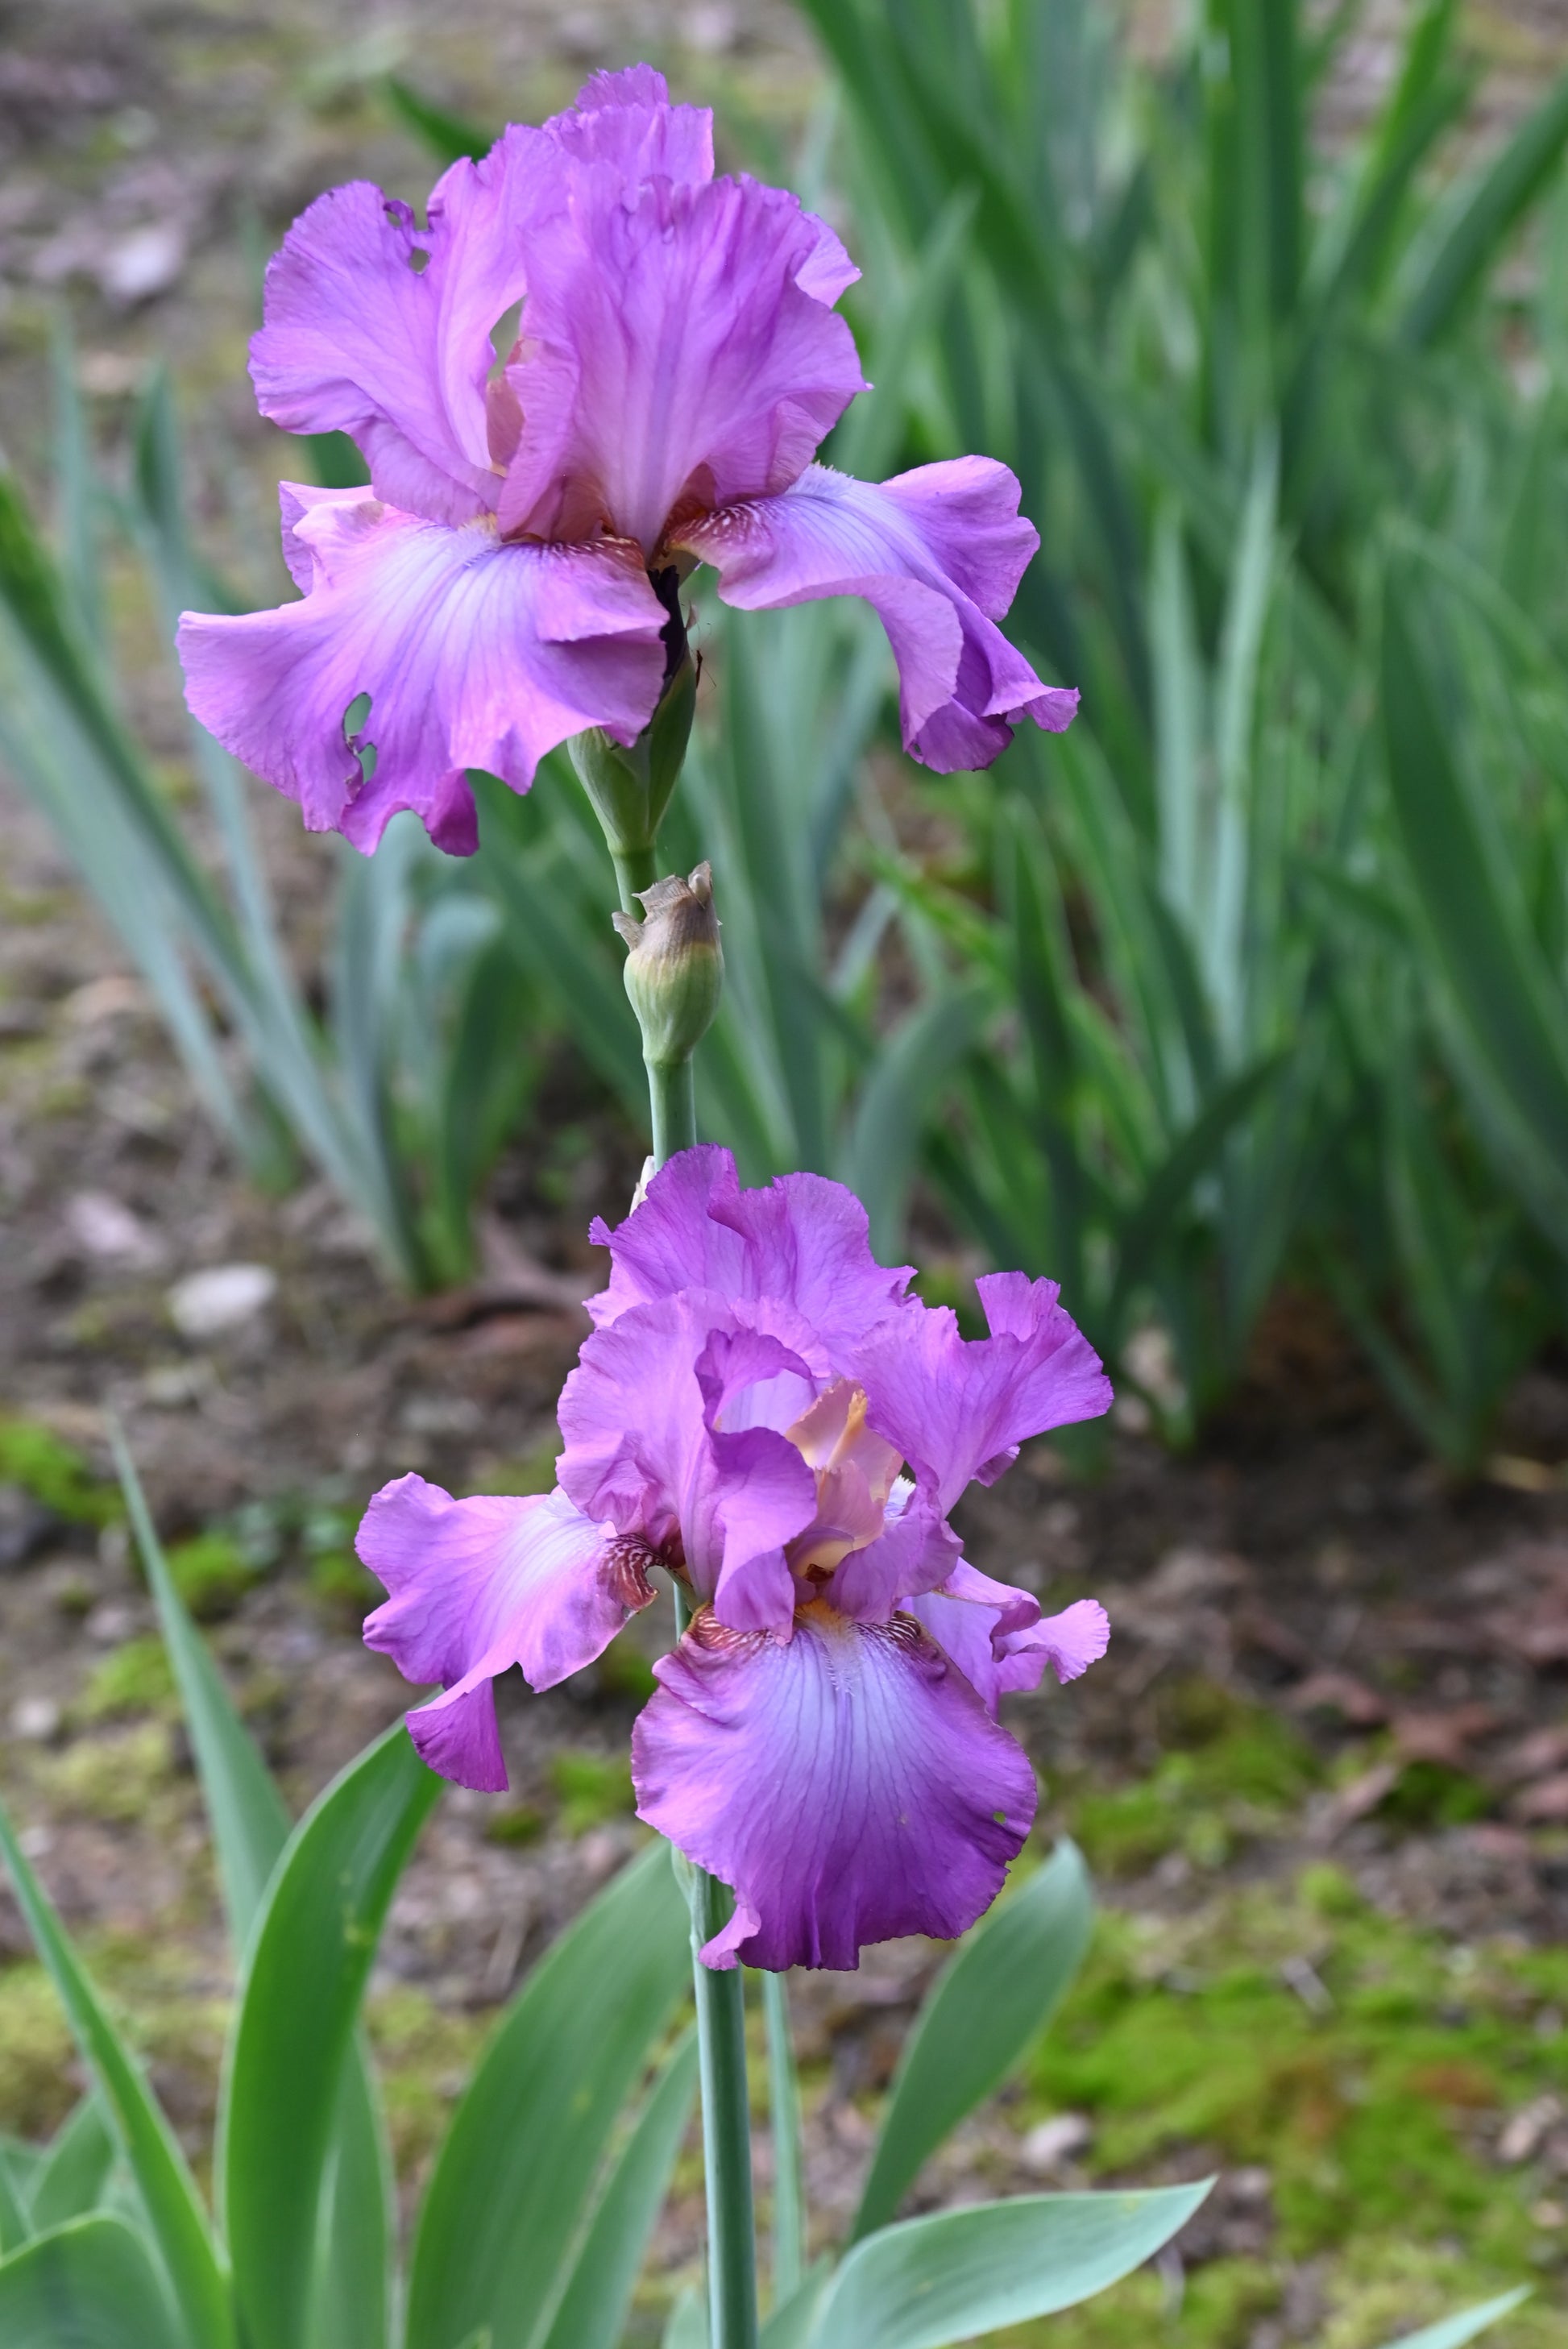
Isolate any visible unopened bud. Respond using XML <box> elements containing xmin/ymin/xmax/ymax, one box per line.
<box><xmin>612</xmin><ymin>862</ymin><xmax>723</xmax><ymax>1068</ymax></box>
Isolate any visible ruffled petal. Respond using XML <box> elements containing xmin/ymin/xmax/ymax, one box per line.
<box><xmin>587</xmin><ymin>1147</ymin><xmax>915</xmax><ymax>1374</ymax></box>
<box><xmin>178</xmin><ymin>488</ymin><xmax>666</xmax><ymax>855</ymax></box>
<box><xmin>633</xmin><ymin>1602</ymin><xmax>1037</xmax><ymax>1969</ymax></box>
<box><xmin>857</xmin><ymin>1273</ymin><xmax>1112</xmax><ymax>1515</ymax></box>
<box><xmin>906</xmin><ymin>1561</ymin><xmax>1110</xmax><ymax>1716</ymax></box>
<box><xmin>250</xmin><ymin>131</ymin><xmax>555</xmax><ymax>526</ymax></box>
<box><xmin>675</xmin><ymin>460</ymin><xmax>1079</xmax><ymax>773</ymax></box>
<box><xmin>548</xmin><ymin>66</ymin><xmax>714</xmax><ymax>183</ymax></box>
<box><xmin>556</xmin><ymin>1294</ymin><xmax>817</xmax><ymax>1629</ymax></box>
<box><xmin>359</xmin><ymin>1475</ymin><xmax>655</xmax><ymax>1791</ymax></box>
<box><xmin>496</xmin><ymin>172</ymin><xmax>864</xmax><ymax>554</ymax></box>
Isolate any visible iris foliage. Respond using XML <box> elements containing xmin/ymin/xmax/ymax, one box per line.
<box><xmin>798</xmin><ymin>0</ymin><xmax>1568</xmax><ymax>1458</ymax></box>
<box><xmin>0</xmin><ymin>1441</ymin><xmax>1204</xmax><ymax>2347</ymax></box>
<box><xmin>0</xmin><ymin>1444</ymin><xmax>1530</xmax><ymax>2348</ymax></box>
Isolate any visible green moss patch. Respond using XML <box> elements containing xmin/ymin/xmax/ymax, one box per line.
<box><xmin>550</xmin><ymin>1749</ymin><xmax>636</xmax><ymax>1835</ymax></box>
<box><xmin>0</xmin><ymin>1417</ymin><xmax>118</xmax><ymax>1525</ymax></box>
<box><xmin>0</xmin><ymin>1965</ymin><xmax>77</xmax><ymax>2140</ymax></box>
<box><xmin>74</xmin><ymin>1636</ymin><xmax>176</xmax><ymax>1723</ymax></box>
<box><xmin>1068</xmin><ymin>1685</ymin><xmax>1321</xmax><ymax>1876</ymax></box>
<box><xmin>163</xmin><ymin>1530</ymin><xmax>256</xmax><ymax>1621</ymax></box>
<box><xmin>1011</xmin><ymin>1864</ymin><xmax>1564</xmax><ymax>2347</ymax></box>
<box><xmin>35</xmin><ymin>1724</ymin><xmax>178</xmax><ymax>1825</ymax></box>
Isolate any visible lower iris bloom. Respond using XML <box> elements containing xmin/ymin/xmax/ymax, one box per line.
<box><xmin>176</xmin><ymin>65</ymin><xmax>1076</xmax><ymax>853</ymax></box>
<box><xmin>359</xmin><ymin>1149</ymin><xmax>1111</xmax><ymax>1970</ymax></box>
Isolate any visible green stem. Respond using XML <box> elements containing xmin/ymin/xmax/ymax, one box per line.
<box><xmin>583</xmin><ymin>718</ymin><xmax>750</xmax><ymax>2344</ymax></box>
<box><xmin>671</xmin><ymin>1565</ymin><xmax>759</xmax><ymax>2349</ymax></box>
<box><xmin>692</xmin><ymin>1886</ymin><xmax>760</xmax><ymax>2349</ymax></box>
<box><xmin>763</xmin><ymin>1972</ymin><xmax>804</xmax><ymax>2308</ymax></box>
<box><xmin>611</xmin><ymin>840</ymin><xmax>657</xmax><ymax>919</ymax></box>
<box><xmin>647</xmin><ymin>1056</ymin><xmax>696</xmax><ymax>1166</ymax></box>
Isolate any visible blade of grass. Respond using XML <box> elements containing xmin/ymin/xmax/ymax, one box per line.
<box><xmin>0</xmin><ymin>1807</ymin><xmax>232</xmax><ymax>2349</ymax></box>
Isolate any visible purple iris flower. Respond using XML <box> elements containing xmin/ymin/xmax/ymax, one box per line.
<box><xmin>359</xmin><ymin>1148</ymin><xmax>1111</xmax><ymax>1971</ymax></box>
<box><xmin>176</xmin><ymin>66</ymin><xmax>1077</xmax><ymax>855</ymax></box>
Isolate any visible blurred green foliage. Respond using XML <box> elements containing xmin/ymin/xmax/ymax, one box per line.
<box><xmin>793</xmin><ymin>0</ymin><xmax>1568</xmax><ymax>1460</ymax></box>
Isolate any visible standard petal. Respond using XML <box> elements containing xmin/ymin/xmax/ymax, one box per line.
<box><xmin>906</xmin><ymin>1561</ymin><xmax>1110</xmax><ymax>1716</ymax></box>
<box><xmin>633</xmin><ymin>1602</ymin><xmax>1037</xmax><ymax>1970</ymax></box>
<box><xmin>675</xmin><ymin>460</ymin><xmax>1079</xmax><ymax>773</ymax></box>
<box><xmin>250</xmin><ymin>130</ymin><xmax>556</xmax><ymax>525</ymax></box>
<box><xmin>857</xmin><ymin>1274</ymin><xmax>1112</xmax><ymax>1514</ymax></box>
<box><xmin>496</xmin><ymin>172</ymin><xmax>864</xmax><ymax>553</ymax></box>
<box><xmin>359</xmin><ymin>1475</ymin><xmax>655</xmax><ymax>1791</ymax></box>
<box><xmin>556</xmin><ymin>1295</ymin><xmax>817</xmax><ymax>1629</ymax></box>
<box><xmin>178</xmin><ymin>490</ymin><xmax>666</xmax><ymax>854</ymax></box>
<box><xmin>547</xmin><ymin>66</ymin><xmax>714</xmax><ymax>184</ymax></box>
<box><xmin>586</xmin><ymin>1146</ymin><xmax>915</xmax><ymax>1373</ymax></box>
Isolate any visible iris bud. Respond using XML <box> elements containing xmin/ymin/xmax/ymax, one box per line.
<box><xmin>613</xmin><ymin>861</ymin><xmax>723</xmax><ymax>1069</ymax></box>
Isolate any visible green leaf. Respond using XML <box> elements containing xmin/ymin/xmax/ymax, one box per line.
<box><xmin>840</xmin><ymin>984</ymin><xmax>989</xmax><ymax>1258</ymax></box>
<box><xmin>1381</xmin><ymin>572</ymin><xmax>1568</xmax><ymax>1249</ymax></box>
<box><xmin>852</xmin><ymin>1843</ymin><xmax>1093</xmax><ymax>2243</ymax></box>
<box><xmin>384</xmin><ymin>77</ymin><xmax>495</xmax><ymax>165</ymax></box>
<box><xmin>220</xmin><ymin>1724</ymin><xmax>439</xmax><ymax>2349</ymax></box>
<box><xmin>1403</xmin><ymin>71</ymin><xmax>1568</xmax><ymax>345</ymax></box>
<box><xmin>536</xmin><ymin>2031</ymin><xmax>699</xmax><ymax>2349</ymax></box>
<box><xmin>808</xmin><ymin>2182</ymin><xmax>1212</xmax><ymax>2349</ymax></box>
<box><xmin>114</xmin><ymin>1430</ymin><xmax>395</xmax><ymax>2349</ymax></box>
<box><xmin>0</xmin><ymin>2214</ymin><xmax>179</xmax><ymax>2348</ymax></box>
<box><xmin>0</xmin><ymin>2139</ymin><xmax>35</xmax><ymax>2253</ymax></box>
<box><xmin>305</xmin><ymin>2052</ymin><xmax>397</xmax><ymax>2349</ymax></box>
<box><xmin>662</xmin><ymin>2285</ymin><xmax>708</xmax><ymax>2349</ymax></box>
<box><xmin>50</xmin><ymin>319</ymin><xmax>104</xmax><ymax>651</ymax></box>
<box><xmin>110</xmin><ymin>1430</ymin><xmax>289</xmax><ymax>1948</ymax></box>
<box><xmin>1105</xmin><ymin>1056</ymin><xmax>1286</xmax><ymax>1334</ymax></box>
<box><xmin>0</xmin><ymin>1803</ymin><xmax>231</xmax><ymax>2349</ymax></box>
<box><xmin>0</xmin><ymin>471</ymin><xmax>243</xmax><ymax>990</ymax></box>
<box><xmin>29</xmin><ymin>2100</ymin><xmax>114</xmax><ymax>2234</ymax></box>
<box><xmin>761</xmin><ymin>2269</ymin><xmax>831</xmax><ymax>2349</ymax></box>
<box><xmin>1379</xmin><ymin>2289</ymin><xmax>1532</xmax><ymax>2349</ymax></box>
<box><xmin>405</xmin><ymin>1840</ymin><xmax>691</xmax><ymax>2349</ymax></box>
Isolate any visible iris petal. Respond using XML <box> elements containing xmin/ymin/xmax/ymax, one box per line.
<box><xmin>633</xmin><ymin>1601</ymin><xmax>1037</xmax><ymax>1970</ymax></box>
<box><xmin>496</xmin><ymin>176</ymin><xmax>864</xmax><ymax>552</ymax></box>
<box><xmin>249</xmin><ymin>132</ymin><xmax>552</xmax><ymax>526</ymax></box>
<box><xmin>178</xmin><ymin>488</ymin><xmax>666</xmax><ymax>853</ymax></box>
<box><xmin>674</xmin><ymin>460</ymin><xmax>1079</xmax><ymax>773</ymax></box>
<box><xmin>359</xmin><ymin>1477</ymin><xmax>655</xmax><ymax>1792</ymax></box>
<box><xmin>906</xmin><ymin>1562</ymin><xmax>1110</xmax><ymax>1716</ymax></box>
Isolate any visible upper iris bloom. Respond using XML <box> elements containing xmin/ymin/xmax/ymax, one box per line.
<box><xmin>358</xmin><ymin>1148</ymin><xmax>1111</xmax><ymax>1970</ymax></box>
<box><xmin>177</xmin><ymin>66</ymin><xmax>1077</xmax><ymax>856</ymax></box>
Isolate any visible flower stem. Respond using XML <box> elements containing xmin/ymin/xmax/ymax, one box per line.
<box><xmin>580</xmin><ymin>713</ymin><xmax>753</xmax><ymax>2347</ymax></box>
<box><xmin>611</xmin><ymin>841</ymin><xmax>658</xmax><ymax>919</ymax></box>
<box><xmin>670</xmin><ymin>1525</ymin><xmax>759</xmax><ymax>2349</ymax></box>
<box><xmin>647</xmin><ymin>1056</ymin><xmax>696</xmax><ymax>1165</ymax></box>
<box><xmin>763</xmin><ymin>1970</ymin><xmax>805</xmax><ymax>2308</ymax></box>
